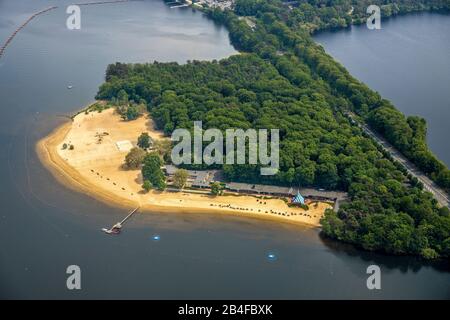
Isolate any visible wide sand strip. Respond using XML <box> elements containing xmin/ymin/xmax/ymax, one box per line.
<box><xmin>37</xmin><ymin>108</ymin><xmax>332</xmax><ymax>227</ymax></box>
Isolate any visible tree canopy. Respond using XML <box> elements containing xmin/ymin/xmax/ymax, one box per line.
<box><xmin>173</xmin><ymin>169</ymin><xmax>189</xmax><ymax>189</ymax></box>
<box><xmin>142</xmin><ymin>153</ymin><xmax>166</xmax><ymax>191</ymax></box>
<box><xmin>124</xmin><ymin>147</ymin><xmax>146</xmax><ymax>169</ymax></box>
<box><xmin>137</xmin><ymin>132</ymin><xmax>152</xmax><ymax>150</ymax></box>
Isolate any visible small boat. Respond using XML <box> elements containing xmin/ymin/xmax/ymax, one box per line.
<box><xmin>101</xmin><ymin>225</ymin><xmax>121</xmax><ymax>235</ymax></box>
<box><xmin>101</xmin><ymin>228</ymin><xmax>112</xmax><ymax>234</ymax></box>
<box><xmin>67</xmin><ymin>85</ymin><xmax>73</xmax><ymax>89</ymax></box>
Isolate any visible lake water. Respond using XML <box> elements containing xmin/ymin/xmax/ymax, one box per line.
<box><xmin>314</xmin><ymin>12</ymin><xmax>450</xmax><ymax>167</ymax></box>
<box><xmin>0</xmin><ymin>1</ymin><xmax>449</xmax><ymax>299</ymax></box>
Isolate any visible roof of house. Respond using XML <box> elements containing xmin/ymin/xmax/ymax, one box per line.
<box><xmin>164</xmin><ymin>165</ymin><xmax>178</xmax><ymax>175</ymax></box>
<box><xmin>297</xmin><ymin>188</ymin><xmax>347</xmax><ymax>200</ymax></box>
<box><xmin>164</xmin><ymin>165</ymin><xmax>219</xmax><ymax>187</ymax></box>
<box><xmin>225</xmin><ymin>183</ymin><xmax>348</xmax><ymax>200</ymax></box>
<box><xmin>225</xmin><ymin>182</ymin><xmax>293</xmax><ymax>195</ymax></box>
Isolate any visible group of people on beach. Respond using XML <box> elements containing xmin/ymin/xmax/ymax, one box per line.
<box><xmin>90</xmin><ymin>169</ymin><xmax>134</xmax><ymax>196</ymax></box>
<box><xmin>209</xmin><ymin>201</ymin><xmax>316</xmax><ymax>219</ymax></box>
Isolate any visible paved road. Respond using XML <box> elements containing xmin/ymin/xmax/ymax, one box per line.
<box><xmin>347</xmin><ymin>113</ymin><xmax>449</xmax><ymax>208</ymax></box>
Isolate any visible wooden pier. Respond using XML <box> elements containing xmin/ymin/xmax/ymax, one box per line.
<box><xmin>170</xmin><ymin>4</ymin><xmax>190</xmax><ymax>8</ymax></box>
<box><xmin>74</xmin><ymin>0</ymin><xmax>140</xmax><ymax>6</ymax></box>
<box><xmin>102</xmin><ymin>207</ymin><xmax>139</xmax><ymax>234</ymax></box>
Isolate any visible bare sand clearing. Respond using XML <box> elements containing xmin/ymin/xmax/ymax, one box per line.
<box><xmin>37</xmin><ymin>107</ymin><xmax>332</xmax><ymax>227</ymax></box>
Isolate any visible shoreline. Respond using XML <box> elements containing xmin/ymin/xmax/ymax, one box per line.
<box><xmin>36</xmin><ymin>107</ymin><xmax>332</xmax><ymax>228</ymax></box>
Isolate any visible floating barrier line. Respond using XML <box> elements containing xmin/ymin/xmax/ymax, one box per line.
<box><xmin>0</xmin><ymin>6</ymin><xmax>58</xmax><ymax>60</ymax></box>
<box><xmin>0</xmin><ymin>1</ymin><xmax>142</xmax><ymax>60</ymax></box>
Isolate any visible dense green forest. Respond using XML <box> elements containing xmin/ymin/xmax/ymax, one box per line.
<box><xmin>96</xmin><ymin>0</ymin><xmax>450</xmax><ymax>258</ymax></box>
<box><xmin>234</xmin><ymin>0</ymin><xmax>450</xmax><ymax>32</ymax></box>
<box><xmin>219</xmin><ymin>0</ymin><xmax>450</xmax><ymax>193</ymax></box>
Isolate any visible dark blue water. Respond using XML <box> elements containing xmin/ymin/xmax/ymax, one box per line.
<box><xmin>314</xmin><ymin>12</ymin><xmax>450</xmax><ymax>167</ymax></box>
<box><xmin>0</xmin><ymin>1</ymin><xmax>449</xmax><ymax>299</ymax></box>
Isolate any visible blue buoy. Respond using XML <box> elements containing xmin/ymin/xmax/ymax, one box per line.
<box><xmin>266</xmin><ymin>252</ymin><xmax>277</xmax><ymax>262</ymax></box>
<box><xmin>152</xmin><ymin>235</ymin><xmax>160</xmax><ymax>241</ymax></box>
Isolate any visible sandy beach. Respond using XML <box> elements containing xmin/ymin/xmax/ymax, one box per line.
<box><xmin>37</xmin><ymin>107</ymin><xmax>333</xmax><ymax>227</ymax></box>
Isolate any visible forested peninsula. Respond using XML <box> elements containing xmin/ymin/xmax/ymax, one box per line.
<box><xmin>95</xmin><ymin>0</ymin><xmax>450</xmax><ymax>259</ymax></box>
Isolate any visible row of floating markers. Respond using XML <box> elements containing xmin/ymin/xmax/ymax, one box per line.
<box><xmin>150</xmin><ymin>234</ymin><xmax>278</xmax><ymax>262</ymax></box>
